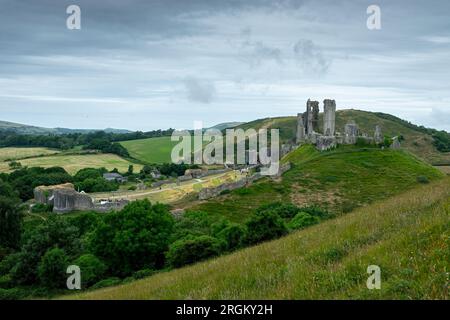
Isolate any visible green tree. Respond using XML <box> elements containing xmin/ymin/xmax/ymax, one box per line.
<box><xmin>245</xmin><ymin>210</ymin><xmax>287</xmax><ymax>245</ymax></box>
<box><xmin>216</xmin><ymin>224</ymin><xmax>247</xmax><ymax>251</ymax></box>
<box><xmin>0</xmin><ymin>179</ymin><xmax>23</xmax><ymax>250</ymax></box>
<box><xmin>166</xmin><ymin>235</ymin><xmax>222</xmax><ymax>268</ymax></box>
<box><xmin>37</xmin><ymin>247</ymin><xmax>69</xmax><ymax>289</ymax></box>
<box><xmin>90</xmin><ymin>200</ymin><xmax>174</xmax><ymax>276</ymax></box>
<box><xmin>287</xmin><ymin>212</ymin><xmax>319</xmax><ymax>230</ymax></box>
<box><xmin>73</xmin><ymin>254</ymin><xmax>107</xmax><ymax>288</ymax></box>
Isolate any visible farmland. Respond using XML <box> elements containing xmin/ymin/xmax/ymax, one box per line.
<box><xmin>0</xmin><ymin>153</ymin><xmax>142</xmax><ymax>174</ymax></box>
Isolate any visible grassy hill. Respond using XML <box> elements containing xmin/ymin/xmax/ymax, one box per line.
<box><xmin>64</xmin><ymin>177</ymin><xmax>449</xmax><ymax>299</ymax></box>
<box><xmin>234</xmin><ymin>110</ymin><xmax>450</xmax><ymax>165</ymax></box>
<box><xmin>186</xmin><ymin>145</ymin><xmax>443</xmax><ymax>223</ymax></box>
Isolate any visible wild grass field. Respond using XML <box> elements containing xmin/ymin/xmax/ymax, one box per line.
<box><xmin>0</xmin><ymin>153</ymin><xmax>143</xmax><ymax>174</ymax></box>
<box><xmin>0</xmin><ymin>147</ymin><xmax>60</xmax><ymax>161</ymax></box>
<box><xmin>188</xmin><ymin>145</ymin><xmax>444</xmax><ymax>223</ymax></box>
<box><xmin>64</xmin><ymin>177</ymin><xmax>450</xmax><ymax>300</ymax></box>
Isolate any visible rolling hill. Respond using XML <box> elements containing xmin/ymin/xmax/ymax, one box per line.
<box><xmin>0</xmin><ymin>120</ymin><xmax>131</xmax><ymax>135</ymax></box>
<box><xmin>64</xmin><ymin>177</ymin><xmax>450</xmax><ymax>299</ymax></box>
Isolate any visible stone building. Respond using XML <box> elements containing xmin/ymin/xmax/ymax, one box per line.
<box><xmin>344</xmin><ymin>121</ymin><xmax>358</xmax><ymax>144</ymax></box>
<box><xmin>374</xmin><ymin>125</ymin><xmax>383</xmax><ymax>144</ymax></box>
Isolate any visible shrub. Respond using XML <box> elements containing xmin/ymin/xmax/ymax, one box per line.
<box><xmin>73</xmin><ymin>254</ymin><xmax>107</xmax><ymax>288</ymax></box>
<box><xmin>31</xmin><ymin>203</ymin><xmax>52</xmax><ymax>213</ymax></box>
<box><xmin>91</xmin><ymin>277</ymin><xmax>122</xmax><ymax>290</ymax></box>
<box><xmin>256</xmin><ymin>202</ymin><xmax>299</xmax><ymax>219</ymax></box>
<box><xmin>245</xmin><ymin>210</ymin><xmax>287</xmax><ymax>245</ymax></box>
<box><xmin>416</xmin><ymin>175</ymin><xmax>429</xmax><ymax>184</ymax></box>
<box><xmin>287</xmin><ymin>212</ymin><xmax>319</xmax><ymax>230</ymax></box>
<box><xmin>166</xmin><ymin>235</ymin><xmax>222</xmax><ymax>268</ymax></box>
<box><xmin>0</xmin><ymin>288</ymin><xmax>26</xmax><ymax>300</ymax></box>
<box><xmin>37</xmin><ymin>248</ymin><xmax>69</xmax><ymax>289</ymax></box>
<box><xmin>216</xmin><ymin>224</ymin><xmax>247</xmax><ymax>251</ymax></box>
<box><xmin>133</xmin><ymin>269</ymin><xmax>154</xmax><ymax>280</ymax></box>
<box><xmin>0</xmin><ymin>253</ymin><xmax>21</xmax><ymax>276</ymax></box>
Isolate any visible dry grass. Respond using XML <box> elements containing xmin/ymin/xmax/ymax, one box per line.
<box><xmin>0</xmin><ymin>153</ymin><xmax>142</xmax><ymax>174</ymax></box>
<box><xmin>0</xmin><ymin>147</ymin><xmax>60</xmax><ymax>161</ymax></box>
<box><xmin>63</xmin><ymin>177</ymin><xmax>450</xmax><ymax>300</ymax></box>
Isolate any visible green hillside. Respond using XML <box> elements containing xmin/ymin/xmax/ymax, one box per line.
<box><xmin>235</xmin><ymin>110</ymin><xmax>450</xmax><ymax>165</ymax></box>
<box><xmin>65</xmin><ymin>177</ymin><xmax>450</xmax><ymax>300</ymax></box>
<box><xmin>188</xmin><ymin>145</ymin><xmax>444</xmax><ymax>223</ymax></box>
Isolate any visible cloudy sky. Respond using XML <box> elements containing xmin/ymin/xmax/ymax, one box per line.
<box><xmin>0</xmin><ymin>0</ymin><xmax>449</xmax><ymax>131</ymax></box>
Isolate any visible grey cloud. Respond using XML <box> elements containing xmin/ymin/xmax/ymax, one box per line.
<box><xmin>183</xmin><ymin>77</ymin><xmax>216</xmax><ymax>103</ymax></box>
<box><xmin>293</xmin><ymin>39</ymin><xmax>330</xmax><ymax>76</ymax></box>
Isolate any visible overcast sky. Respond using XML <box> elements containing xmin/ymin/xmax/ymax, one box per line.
<box><xmin>0</xmin><ymin>0</ymin><xmax>449</xmax><ymax>131</ymax></box>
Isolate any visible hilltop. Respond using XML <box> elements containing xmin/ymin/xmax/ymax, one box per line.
<box><xmin>64</xmin><ymin>177</ymin><xmax>450</xmax><ymax>300</ymax></box>
<box><xmin>235</xmin><ymin>109</ymin><xmax>450</xmax><ymax>165</ymax></box>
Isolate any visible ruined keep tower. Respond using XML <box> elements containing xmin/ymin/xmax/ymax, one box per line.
<box><xmin>296</xmin><ymin>113</ymin><xmax>306</xmax><ymax>143</ymax></box>
<box><xmin>323</xmin><ymin>99</ymin><xmax>336</xmax><ymax>136</ymax></box>
<box><xmin>374</xmin><ymin>125</ymin><xmax>383</xmax><ymax>144</ymax></box>
<box><xmin>304</xmin><ymin>99</ymin><xmax>319</xmax><ymax>135</ymax></box>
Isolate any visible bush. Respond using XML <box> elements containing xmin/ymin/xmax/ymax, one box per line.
<box><xmin>287</xmin><ymin>212</ymin><xmax>319</xmax><ymax>230</ymax></box>
<box><xmin>0</xmin><ymin>288</ymin><xmax>26</xmax><ymax>300</ymax></box>
<box><xmin>245</xmin><ymin>210</ymin><xmax>287</xmax><ymax>245</ymax></box>
<box><xmin>31</xmin><ymin>203</ymin><xmax>52</xmax><ymax>213</ymax></box>
<box><xmin>416</xmin><ymin>175</ymin><xmax>429</xmax><ymax>184</ymax></box>
<box><xmin>91</xmin><ymin>277</ymin><xmax>122</xmax><ymax>290</ymax></box>
<box><xmin>133</xmin><ymin>269</ymin><xmax>154</xmax><ymax>280</ymax></box>
<box><xmin>37</xmin><ymin>248</ymin><xmax>69</xmax><ymax>289</ymax></box>
<box><xmin>73</xmin><ymin>254</ymin><xmax>107</xmax><ymax>288</ymax></box>
<box><xmin>166</xmin><ymin>235</ymin><xmax>222</xmax><ymax>268</ymax></box>
<box><xmin>256</xmin><ymin>202</ymin><xmax>299</xmax><ymax>219</ymax></box>
<box><xmin>216</xmin><ymin>224</ymin><xmax>247</xmax><ymax>251</ymax></box>
<box><xmin>0</xmin><ymin>253</ymin><xmax>21</xmax><ymax>276</ymax></box>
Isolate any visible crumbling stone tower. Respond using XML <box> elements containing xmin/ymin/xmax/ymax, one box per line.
<box><xmin>304</xmin><ymin>99</ymin><xmax>319</xmax><ymax>135</ymax></box>
<box><xmin>323</xmin><ymin>99</ymin><xmax>336</xmax><ymax>136</ymax></box>
<box><xmin>296</xmin><ymin>113</ymin><xmax>306</xmax><ymax>143</ymax></box>
<box><xmin>344</xmin><ymin>121</ymin><xmax>358</xmax><ymax>144</ymax></box>
<box><xmin>374</xmin><ymin>125</ymin><xmax>383</xmax><ymax>144</ymax></box>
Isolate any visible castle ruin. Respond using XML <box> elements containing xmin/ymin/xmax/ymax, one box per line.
<box><xmin>296</xmin><ymin>99</ymin><xmax>389</xmax><ymax>151</ymax></box>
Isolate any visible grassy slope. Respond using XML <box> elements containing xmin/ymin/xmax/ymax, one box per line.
<box><xmin>0</xmin><ymin>153</ymin><xmax>143</xmax><ymax>175</ymax></box>
<box><xmin>65</xmin><ymin>177</ymin><xmax>450</xmax><ymax>300</ymax></box>
<box><xmin>188</xmin><ymin>145</ymin><xmax>443</xmax><ymax>223</ymax></box>
<box><xmin>120</xmin><ymin>136</ymin><xmax>175</xmax><ymax>164</ymax></box>
<box><xmin>235</xmin><ymin>110</ymin><xmax>450</xmax><ymax>164</ymax></box>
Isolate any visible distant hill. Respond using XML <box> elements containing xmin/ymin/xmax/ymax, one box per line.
<box><xmin>0</xmin><ymin>120</ymin><xmax>131</xmax><ymax>135</ymax></box>
<box><xmin>235</xmin><ymin>109</ymin><xmax>450</xmax><ymax>165</ymax></box>
<box><xmin>208</xmin><ymin>121</ymin><xmax>244</xmax><ymax>131</ymax></box>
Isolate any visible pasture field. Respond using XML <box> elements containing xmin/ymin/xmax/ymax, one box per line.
<box><xmin>0</xmin><ymin>153</ymin><xmax>143</xmax><ymax>174</ymax></box>
<box><xmin>64</xmin><ymin>177</ymin><xmax>450</xmax><ymax>300</ymax></box>
<box><xmin>120</xmin><ymin>136</ymin><xmax>177</xmax><ymax>164</ymax></box>
<box><xmin>0</xmin><ymin>147</ymin><xmax>60</xmax><ymax>161</ymax></box>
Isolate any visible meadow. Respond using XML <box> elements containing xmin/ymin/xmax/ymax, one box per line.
<box><xmin>64</xmin><ymin>177</ymin><xmax>450</xmax><ymax>299</ymax></box>
<box><xmin>0</xmin><ymin>153</ymin><xmax>142</xmax><ymax>174</ymax></box>
<box><xmin>0</xmin><ymin>147</ymin><xmax>60</xmax><ymax>161</ymax></box>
